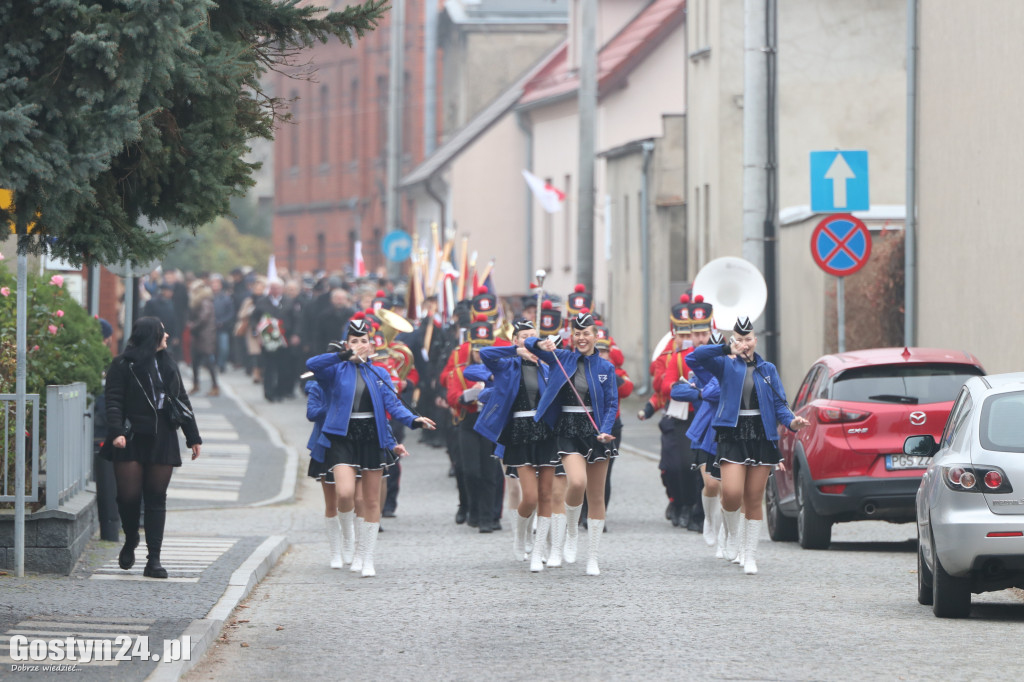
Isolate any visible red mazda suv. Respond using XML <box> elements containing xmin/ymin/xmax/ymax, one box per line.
<box><xmin>767</xmin><ymin>348</ymin><xmax>984</xmax><ymax>549</ymax></box>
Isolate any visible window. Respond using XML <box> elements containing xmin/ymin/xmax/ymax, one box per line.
<box><xmin>794</xmin><ymin>365</ymin><xmax>823</xmax><ymax>411</ymax></box>
<box><xmin>831</xmin><ymin>364</ymin><xmax>985</xmax><ymax>406</ymax></box>
<box><xmin>290</xmin><ymin>89</ymin><xmax>300</xmax><ymax>169</ymax></box>
<box><xmin>349</xmin><ymin>78</ymin><xmax>360</xmax><ymax>171</ymax></box>
<box><xmin>320</xmin><ymin>85</ymin><xmax>330</xmax><ymax>165</ymax></box>
<box><xmin>980</xmin><ymin>391</ymin><xmax>1024</xmax><ymax>453</ymax></box>
<box><xmin>317</xmin><ymin>233</ymin><xmax>326</xmax><ymax>271</ymax></box>
<box><xmin>623</xmin><ymin>194</ymin><xmax>630</xmax><ymax>271</ymax></box>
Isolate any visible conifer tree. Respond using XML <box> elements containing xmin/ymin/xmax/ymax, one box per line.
<box><xmin>0</xmin><ymin>0</ymin><xmax>387</xmax><ymax>265</ymax></box>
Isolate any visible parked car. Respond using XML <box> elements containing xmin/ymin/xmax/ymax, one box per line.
<box><xmin>909</xmin><ymin>373</ymin><xmax>1024</xmax><ymax>618</ymax></box>
<box><xmin>766</xmin><ymin>348</ymin><xmax>984</xmax><ymax>549</ymax></box>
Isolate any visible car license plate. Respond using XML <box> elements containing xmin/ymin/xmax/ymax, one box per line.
<box><xmin>885</xmin><ymin>454</ymin><xmax>930</xmax><ymax>471</ymax></box>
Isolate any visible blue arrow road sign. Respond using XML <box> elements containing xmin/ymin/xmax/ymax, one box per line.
<box><xmin>810</xmin><ymin>150</ymin><xmax>869</xmax><ymax>212</ymax></box>
<box><xmin>382</xmin><ymin>231</ymin><xmax>413</xmax><ymax>262</ymax></box>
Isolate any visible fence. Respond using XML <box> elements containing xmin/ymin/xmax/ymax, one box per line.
<box><xmin>1</xmin><ymin>393</ymin><xmax>40</xmax><ymax>504</ymax></box>
<box><xmin>45</xmin><ymin>382</ymin><xmax>93</xmax><ymax>509</ymax></box>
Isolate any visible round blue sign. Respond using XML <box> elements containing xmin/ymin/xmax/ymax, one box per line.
<box><xmin>381</xmin><ymin>231</ymin><xmax>413</xmax><ymax>262</ymax></box>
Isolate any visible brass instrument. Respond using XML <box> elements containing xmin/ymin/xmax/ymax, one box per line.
<box><xmin>376</xmin><ymin>307</ymin><xmax>414</xmax><ymax>345</ymax></box>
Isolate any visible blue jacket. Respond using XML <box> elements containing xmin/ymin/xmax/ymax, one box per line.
<box><xmin>474</xmin><ymin>345</ymin><xmax>551</xmax><ymax>444</ymax></box>
<box><xmin>525</xmin><ymin>337</ymin><xmax>618</xmax><ymax>435</ymax></box>
<box><xmin>690</xmin><ymin>343</ymin><xmax>795</xmax><ymax>441</ymax></box>
<box><xmin>475</xmin><ymin>386</ymin><xmax>505</xmax><ymax>459</ymax></box>
<box><xmin>304</xmin><ymin>380</ymin><xmax>329</xmax><ymax>463</ymax></box>
<box><xmin>306</xmin><ymin>353</ymin><xmax>418</xmax><ymax>450</ymax></box>
<box><xmin>685</xmin><ymin>354</ymin><xmax>719</xmax><ymax>453</ymax></box>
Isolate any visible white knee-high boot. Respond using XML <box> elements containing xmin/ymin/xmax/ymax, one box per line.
<box><xmin>530</xmin><ymin>516</ymin><xmax>551</xmax><ymax>573</ymax></box>
<box><xmin>732</xmin><ymin>516</ymin><xmax>747</xmax><ymax>565</ymax></box>
<box><xmin>349</xmin><ymin>518</ymin><xmax>366</xmax><ymax>572</ymax></box>
<box><xmin>585</xmin><ymin>518</ymin><xmax>605</xmax><ymax>576</ymax></box>
<box><xmin>514</xmin><ymin>512</ymin><xmax>531</xmax><ymax>561</ymax></box>
<box><xmin>701</xmin><ymin>495</ymin><xmax>719</xmax><ymax>547</ymax></box>
<box><xmin>547</xmin><ymin>514</ymin><xmax>566</xmax><ymax>567</ymax></box>
<box><xmin>325</xmin><ymin>516</ymin><xmax>343</xmax><ymax>569</ymax></box>
<box><xmin>563</xmin><ymin>503</ymin><xmax>583</xmax><ymax>564</ymax></box>
<box><xmin>524</xmin><ymin>510</ymin><xmax>537</xmax><ymax>554</ymax></box>
<box><xmin>743</xmin><ymin>518</ymin><xmax>762</xmax><ymax>575</ymax></box>
<box><xmin>722</xmin><ymin>509</ymin><xmax>742</xmax><ymax>562</ymax></box>
<box><xmin>361</xmin><ymin>522</ymin><xmax>379</xmax><ymax>577</ymax></box>
<box><xmin>338</xmin><ymin>510</ymin><xmax>356</xmax><ymax>565</ymax></box>
<box><xmin>715</xmin><ymin>520</ymin><xmax>727</xmax><ymax>559</ymax></box>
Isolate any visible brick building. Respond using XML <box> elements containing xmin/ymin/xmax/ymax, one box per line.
<box><xmin>271</xmin><ymin>1</ymin><xmax>434</xmax><ymax>277</ymax></box>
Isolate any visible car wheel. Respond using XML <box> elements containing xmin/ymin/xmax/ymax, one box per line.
<box><xmin>917</xmin><ymin>538</ymin><xmax>933</xmax><ymax>606</ymax></box>
<box><xmin>931</xmin><ymin>531</ymin><xmax>971</xmax><ymax>618</ymax></box>
<box><xmin>796</xmin><ymin>470</ymin><xmax>832</xmax><ymax>550</ymax></box>
<box><xmin>765</xmin><ymin>471</ymin><xmax>798</xmax><ymax>542</ymax></box>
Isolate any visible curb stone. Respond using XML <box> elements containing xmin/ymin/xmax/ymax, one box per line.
<box><xmin>145</xmin><ymin>535</ymin><xmax>288</xmax><ymax>682</ymax></box>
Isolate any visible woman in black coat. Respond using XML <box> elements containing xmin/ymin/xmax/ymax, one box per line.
<box><xmin>101</xmin><ymin>317</ymin><xmax>202</xmax><ymax>578</ymax></box>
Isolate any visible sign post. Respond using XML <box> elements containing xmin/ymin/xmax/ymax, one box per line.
<box><xmin>811</xmin><ymin>214</ymin><xmax>872</xmax><ymax>353</ymax></box>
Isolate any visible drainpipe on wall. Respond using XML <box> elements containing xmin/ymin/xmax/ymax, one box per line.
<box><xmin>423</xmin><ymin>0</ymin><xmax>438</xmax><ymax>156</ymax></box>
<box><xmin>641</xmin><ymin>140</ymin><xmax>655</xmax><ymax>395</ymax></box>
<box><xmin>424</xmin><ymin>175</ymin><xmax>447</xmax><ymax>235</ymax></box>
<box><xmin>518</xmin><ymin>111</ymin><xmax>535</xmax><ymax>286</ymax></box>
<box><xmin>905</xmin><ymin>0</ymin><xmax>918</xmax><ymax>347</ymax></box>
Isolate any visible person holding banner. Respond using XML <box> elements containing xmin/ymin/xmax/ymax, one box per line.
<box><xmin>526</xmin><ymin>311</ymin><xmax>618</xmax><ymax>576</ymax></box>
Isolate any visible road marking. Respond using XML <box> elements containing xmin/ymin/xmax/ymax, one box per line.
<box><xmin>90</xmin><ymin>537</ymin><xmax>238</xmax><ymax>582</ymax></box>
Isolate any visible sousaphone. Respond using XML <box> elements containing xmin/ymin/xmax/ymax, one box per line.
<box><xmin>691</xmin><ymin>256</ymin><xmax>767</xmax><ymax>332</ymax></box>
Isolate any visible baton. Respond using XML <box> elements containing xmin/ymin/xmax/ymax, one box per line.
<box><xmin>547</xmin><ymin>349</ymin><xmax>601</xmax><ymax>435</ymax></box>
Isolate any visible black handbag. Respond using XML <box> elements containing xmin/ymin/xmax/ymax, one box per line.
<box><xmin>166</xmin><ymin>394</ymin><xmax>194</xmax><ymax>427</ymax></box>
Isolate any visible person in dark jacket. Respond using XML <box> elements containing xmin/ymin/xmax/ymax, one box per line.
<box><xmin>210</xmin><ymin>275</ymin><xmax>235</xmax><ymax>372</ymax></box>
<box><xmin>188</xmin><ymin>281</ymin><xmax>219</xmax><ymax>396</ymax></box>
<box><xmin>142</xmin><ymin>284</ymin><xmax>179</xmax><ymax>349</ymax></box>
<box><xmin>100</xmin><ymin>317</ymin><xmax>202</xmax><ymax>579</ymax></box>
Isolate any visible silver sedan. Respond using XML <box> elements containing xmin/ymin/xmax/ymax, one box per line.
<box><xmin>905</xmin><ymin>373</ymin><xmax>1024</xmax><ymax>618</ymax></box>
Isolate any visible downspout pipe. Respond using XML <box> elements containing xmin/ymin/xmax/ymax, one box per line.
<box><xmin>424</xmin><ymin>175</ymin><xmax>447</xmax><ymax>234</ymax></box>
<box><xmin>641</xmin><ymin>141</ymin><xmax>655</xmax><ymax>395</ymax></box>
<box><xmin>905</xmin><ymin>0</ymin><xmax>918</xmax><ymax>347</ymax></box>
<box><xmin>518</xmin><ymin>111</ymin><xmax>535</xmax><ymax>286</ymax></box>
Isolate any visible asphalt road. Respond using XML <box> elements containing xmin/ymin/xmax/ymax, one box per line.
<box><xmin>180</xmin><ymin>377</ymin><xmax>1024</xmax><ymax>682</ymax></box>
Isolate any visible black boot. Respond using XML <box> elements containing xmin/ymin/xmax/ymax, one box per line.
<box><xmin>677</xmin><ymin>502</ymin><xmax>692</xmax><ymax>530</ymax></box>
<box><xmin>116</xmin><ymin>498</ymin><xmax>141</xmax><ymax>570</ymax></box>
<box><xmin>455</xmin><ymin>507</ymin><xmax>467</xmax><ymax>524</ymax></box>
<box><xmin>142</xmin><ymin>500</ymin><xmax>168</xmax><ymax>579</ymax></box>
<box><xmin>669</xmin><ymin>501</ymin><xmax>682</xmax><ymax>527</ymax></box>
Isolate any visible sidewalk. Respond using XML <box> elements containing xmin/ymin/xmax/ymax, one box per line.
<box><xmin>0</xmin><ymin>367</ymin><xmax>295</xmax><ymax>681</ymax></box>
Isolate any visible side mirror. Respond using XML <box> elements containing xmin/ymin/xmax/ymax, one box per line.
<box><xmin>904</xmin><ymin>434</ymin><xmax>938</xmax><ymax>457</ymax></box>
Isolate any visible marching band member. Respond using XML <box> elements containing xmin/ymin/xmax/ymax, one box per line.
<box><xmin>651</xmin><ymin>295</ymin><xmax>700</xmax><ymax>529</ymax></box>
<box><xmin>446</xmin><ymin>314</ymin><xmax>503</xmax><ymax>532</ymax></box>
<box><xmin>303</xmin><ymin>367</ymin><xmax>348</xmax><ymax>569</ymax></box>
<box><xmin>690</xmin><ymin>317</ymin><xmax>809</xmax><ymax>575</ymax></box>
<box><xmin>686</xmin><ymin>325</ymin><xmax>726</xmax><ymax>552</ymax></box>
<box><xmin>527</xmin><ymin>310</ymin><xmax>619</xmax><ymax>576</ymax></box>
<box><xmin>306</xmin><ymin>315</ymin><xmax>437</xmax><ymax>577</ymax></box>
<box><xmin>475</xmin><ymin>319</ymin><xmax>559</xmax><ymax>571</ymax></box>
<box><xmin>537</xmin><ymin>301</ymin><xmax>569</xmax><ymax>567</ymax></box>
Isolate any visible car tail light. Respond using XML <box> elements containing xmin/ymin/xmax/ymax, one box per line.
<box><xmin>817</xmin><ymin>406</ymin><xmax>871</xmax><ymax>423</ymax></box>
<box><xmin>986</xmin><ymin>531</ymin><xmax>1023</xmax><ymax>538</ymax></box>
<box><xmin>818</xmin><ymin>484</ymin><xmax>846</xmax><ymax>494</ymax></box>
<box><xmin>941</xmin><ymin>465</ymin><xmax>1013</xmax><ymax>493</ymax></box>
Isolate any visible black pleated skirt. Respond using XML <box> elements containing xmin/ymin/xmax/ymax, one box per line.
<box><xmin>100</xmin><ymin>410</ymin><xmax>182</xmax><ymax>467</ymax></box>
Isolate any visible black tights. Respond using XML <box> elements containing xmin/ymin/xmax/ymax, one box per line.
<box><xmin>114</xmin><ymin>461</ymin><xmax>174</xmax><ymax>561</ymax></box>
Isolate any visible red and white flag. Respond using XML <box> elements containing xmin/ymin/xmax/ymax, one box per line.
<box><xmin>522</xmin><ymin>170</ymin><xmax>564</xmax><ymax>214</ymax></box>
<box><xmin>354</xmin><ymin>240</ymin><xmax>367</xmax><ymax>277</ymax></box>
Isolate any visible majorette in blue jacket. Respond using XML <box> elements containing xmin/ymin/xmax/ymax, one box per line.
<box><xmin>689</xmin><ymin>343</ymin><xmax>796</xmax><ymax>442</ymax></box>
<box><xmin>306</xmin><ymin>352</ymin><xmax>419</xmax><ymax>451</ymax></box>
<box><xmin>684</xmin><ymin>355</ymin><xmax>721</xmax><ymax>454</ymax></box>
<box><xmin>304</xmin><ymin>380</ymin><xmax>329</xmax><ymax>463</ymax></box>
<box><xmin>472</xmin><ymin>345</ymin><xmax>552</xmax><ymax>444</ymax></box>
<box><xmin>524</xmin><ymin>337</ymin><xmax>619</xmax><ymax>435</ymax></box>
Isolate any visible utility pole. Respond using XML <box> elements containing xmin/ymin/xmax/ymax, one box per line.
<box><xmin>423</xmin><ymin>0</ymin><xmax>438</xmax><ymax>157</ymax></box>
<box><xmin>576</xmin><ymin>0</ymin><xmax>597</xmax><ymax>291</ymax></box>
<box><xmin>905</xmin><ymin>0</ymin><xmax>918</xmax><ymax>347</ymax></box>
<box><xmin>385</xmin><ymin>0</ymin><xmax>406</xmax><ymax>279</ymax></box>
<box><xmin>741</xmin><ymin>0</ymin><xmax>779</xmax><ymax>364</ymax></box>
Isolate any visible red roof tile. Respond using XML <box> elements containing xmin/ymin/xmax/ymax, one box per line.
<box><xmin>520</xmin><ymin>0</ymin><xmax>685</xmax><ymax>107</ymax></box>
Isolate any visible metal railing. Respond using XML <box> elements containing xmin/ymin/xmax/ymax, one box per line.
<box><xmin>1</xmin><ymin>393</ymin><xmax>40</xmax><ymax>504</ymax></box>
<box><xmin>45</xmin><ymin>382</ymin><xmax>93</xmax><ymax>509</ymax></box>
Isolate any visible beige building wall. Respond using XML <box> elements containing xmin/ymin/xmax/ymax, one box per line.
<box><xmin>526</xmin><ymin>19</ymin><xmax>685</xmax><ymax>310</ymax></box>
<box><xmin>688</xmin><ymin>0</ymin><xmax>907</xmax><ymax>391</ymax></box>
<box><xmin>449</xmin><ymin>114</ymin><xmax>529</xmax><ymax>296</ymax></box>
<box><xmin>917</xmin><ymin>0</ymin><xmax>1024</xmax><ymax>374</ymax></box>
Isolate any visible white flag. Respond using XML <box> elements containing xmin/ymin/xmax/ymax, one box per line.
<box><xmin>354</xmin><ymin>241</ymin><xmax>367</xmax><ymax>277</ymax></box>
<box><xmin>266</xmin><ymin>254</ymin><xmax>278</xmax><ymax>281</ymax></box>
<box><xmin>522</xmin><ymin>170</ymin><xmax>565</xmax><ymax>214</ymax></box>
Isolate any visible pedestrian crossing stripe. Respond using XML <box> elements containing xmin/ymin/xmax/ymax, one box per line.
<box><xmin>0</xmin><ymin>617</ymin><xmax>155</xmax><ymax>667</ymax></box>
<box><xmin>90</xmin><ymin>537</ymin><xmax>238</xmax><ymax>582</ymax></box>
